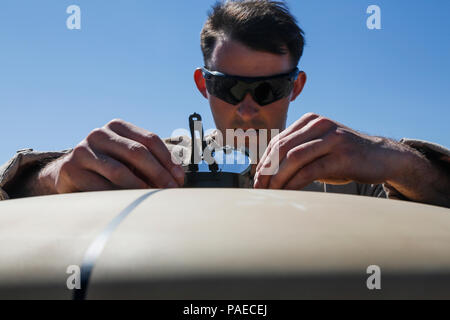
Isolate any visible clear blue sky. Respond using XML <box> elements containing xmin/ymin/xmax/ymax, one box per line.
<box><xmin>1</xmin><ymin>0</ymin><xmax>449</xmax><ymax>165</ymax></box>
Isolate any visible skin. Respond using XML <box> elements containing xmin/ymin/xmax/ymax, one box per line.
<box><xmin>36</xmin><ymin>120</ymin><xmax>186</xmax><ymax>194</ymax></box>
<box><xmin>193</xmin><ymin>36</ymin><xmax>306</xmax><ymax>172</ymax></box>
<box><xmin>194</xmin><ymin>37</ymin><xmax>305</xmax><ymax>139</ymax></box>
<box><xmin>28</xmin><ymin>37</ymin><xmax>448</xmax><ymax>207</ymax></box>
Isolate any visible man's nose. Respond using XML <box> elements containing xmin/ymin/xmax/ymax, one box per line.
<box><xmin>236</xmin><ymin>93</ymin><xmax>260</xmax><ymax>120</ymax></box>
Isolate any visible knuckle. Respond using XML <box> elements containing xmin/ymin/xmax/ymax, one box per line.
<box><xmin>71</xmin><ymin>145</ymin><xmax>90</xmax><ymax>160</ymax></box>
<box><xmin>86</xmin><ymin>128</ymin><xmax>107</xmax><ymax>143</ymax></box>
<box><xmin>335</xmin><ymin>126</ymin><xmax>347</xmax><ymax>134</ymax></box>
<box><xmin>303</xmin><ymin>112</ymin><xmax>319</xmax><ymax>119</ymax></box>
<box><xmin>332</xmin><ymin>127</ymin><xmax>344</xmax><ymax>137</ymax></box>
<box><xmin>314</xmin><ymin>116</ymin><xmax>329</xmax><ymax>126</ymax></box>
<box><xmin>106</xmin><ymin>118</ymin><xmax>125</xmax><ymax>130</ymax></box>
<box><xmin>286</xmin><ymin>148</ymin><xmax>301</xmax><ymax>162</ymax></box>
<box><xmin>69</xmin><ymin>146</ymin><xmax>89</xmax><ymax>166</ymax></box>
<box><xmin>59</xmin><ymin>158</ymin><xmax>75</xmax><ymax>175</ymax></box>
<box><xmin>333</xmin><ymin>129</ymin><xmax>355</xmax><ymax>150</ymax></box>
<box><xmin>331</xmin><ymin>128</ymin><xmax>348</xmax><ymax>144</ymax></box>
<box><xmin>311</xmin><ymin>117</ymin><xmax>334</xmax><ymax>131</ymax></box>
<box><xmin>128</xmin><ymin>142</ymin><xmax>148</xmax><ymax>159</ymax></box>
<box><xmin>144</xmin><ymin>132</ymin><xmax>159</xmax><ymax>148</ymax></box>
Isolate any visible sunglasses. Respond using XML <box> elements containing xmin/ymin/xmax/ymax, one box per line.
<box><xmin>201</xmin><ymin>67</ymin><xmax>301</xmax><ymax>106</ymax></box>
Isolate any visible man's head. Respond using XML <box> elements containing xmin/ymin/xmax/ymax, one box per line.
<box><xmin>194</xmin><ymin>0</ymin><xmax>307</xmax><ymax>139</ymax></box>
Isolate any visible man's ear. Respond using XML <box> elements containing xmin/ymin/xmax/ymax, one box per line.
<box><xmin>194</xmin><ymin>68</ymin><xmax>208</xmax><ymax>99</ymax></box>
<box><xmin>290</xmin><ymin>71</ymin><xmax>307</xmax><ymax>102</ymax></box>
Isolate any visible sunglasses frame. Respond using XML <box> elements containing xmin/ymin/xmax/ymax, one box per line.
<box><xmin>200</xmin><ymin>67</ymin><xmax>301</xmax><ymax>106</ymax></box>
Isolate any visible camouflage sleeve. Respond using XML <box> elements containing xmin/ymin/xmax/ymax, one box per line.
<box><xmin>0</xmin><ymin>149</ymin><xmax>71</xmax><ymax>200</ymax></box>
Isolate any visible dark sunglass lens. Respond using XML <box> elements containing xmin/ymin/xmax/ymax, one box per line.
<box><xmin>259</xmin><ymin>78</ymin><xmax>293</xmax><ymax>105</ymax></box>
<box><xmin>230</xmin><ymin>81</ymin><xmax>250</xmax><ymax>102</ymax></box>
<box><xmin>206</xmin><ymin>77</ymin><xmax>240</xmax><ymax>105</ymax></box>
<box><xmin>254</xmin><ymin>82</ymin><xmax>274</xmax><ymax>105</ymax></box>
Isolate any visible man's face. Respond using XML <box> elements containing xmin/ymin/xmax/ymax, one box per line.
<box><xmin>194</xmin><ymin>37</ymin><xmax>306</xmax><ymax>142</ymax></box>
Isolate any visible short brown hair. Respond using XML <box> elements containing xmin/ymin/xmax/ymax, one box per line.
<box><xmin>200</xmin><ymin>0</ymin><xmax>305</xmax><ymax>68</ymax></box>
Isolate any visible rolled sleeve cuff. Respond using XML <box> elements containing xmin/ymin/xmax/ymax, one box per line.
<box><xmin>0</xmin><ymin>149</ymin><xmax>71</xmax><ymax>200</ymax></box>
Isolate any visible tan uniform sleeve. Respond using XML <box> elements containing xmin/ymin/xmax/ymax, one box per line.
<box><xmin>320</xmin><ymin>182</ymin><xmax>387</xmax><ymax>198</ymax></box>
<box><xmin>0</xmin><ymin>149</ymin><xmax>71</xmax><ymax>200</ymax></box>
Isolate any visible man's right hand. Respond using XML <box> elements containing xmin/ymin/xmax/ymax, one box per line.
<box><xmin>36</xmin><ymin>119</ymin><xmax>185</xmax><ymax>195</ymax></box>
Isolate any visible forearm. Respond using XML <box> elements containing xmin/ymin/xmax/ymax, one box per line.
<box><xmin>4</xmin><ymin>158</ymin><xmax>57</xmax><ymax>199</ymax></box>
<box><xmin>384</xmin><ymin>139</ymin><xmax>450</xmax><ymax>208</ymax></box>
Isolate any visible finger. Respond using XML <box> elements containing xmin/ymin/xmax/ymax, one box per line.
<box><xmin>277</xmin><ymin>112</ymin><xmax>321</xmax><ymax>142</ymax></box>
<box><xmin>257</xmin><ymin>129</ymin><xmax>282</xmax><ymax>171</ymax></box>
<box><xmin>265</xmin><ymin>136</ymin><xmax>337</xmax><ymax>189</ymax></box>
<box><xmin>255</xmin><ymin>138</ymin><xmax>325</xmax><ymax>189</ymax></box>
<box><xmin>277</xmin><ymin>117</ymin><xmax>336</xmax><ymax>162</ymax></box>
<box><xmin>87</xmin><ymin>128</ymin><xmax>179</xmax><ymax>188</ymax></box>
<box><xmin>78</xmin><ymin>147</ymin><xmax>149</xmax><ymax>189</ymax></box>
<box><xmin>69</xmin><ymin>169</ymin><xmax>116</xmax><ymax>192</ymax></box>
<box><xmin>256</xmin><ymin>112</ymin><xmax>319</xmax><ymax>173</ymax></box>
<box><xmin>283</xmin><ymin>154</ymin><xmax>339</xmax><ymax>190</ymax></box>
<box><xmin>255</xmin><ymin>117</ymin><xmax>335</xmax><ymax>188</ymax></box>
<box><xmin>106</xmin><ymin>119</ymin><xmax>185</xmax><ymax>186</ymax></box>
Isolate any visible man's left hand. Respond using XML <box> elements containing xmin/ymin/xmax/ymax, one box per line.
<box><xmin>254</xmin><ymin>113</ymin><xmax>414</xmax><ymax>191</ymax></box>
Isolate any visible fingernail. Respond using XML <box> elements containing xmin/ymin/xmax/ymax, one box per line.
<box><xmin>172</xmin><ymin>166</ymin><xmax>185</xmax><ymax>179</ymax></box>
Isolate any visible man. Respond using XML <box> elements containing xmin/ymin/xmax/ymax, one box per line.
<box><xmin>1</xmin><ymin>0</ymin><xmax>449</xmax><ymax>207</ymax></box>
